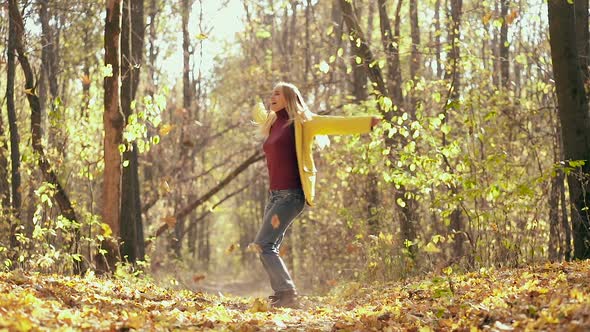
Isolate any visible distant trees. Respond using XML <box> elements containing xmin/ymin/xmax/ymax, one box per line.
<box><xmin>2</xmin><ymin>0</ymin><xmax>590</xmax><ymax>283</ymax></box>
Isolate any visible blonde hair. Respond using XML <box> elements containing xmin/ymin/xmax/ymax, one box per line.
<box><xmin>261</xmin><ymin>82</ymin><xmax>330</xmax><ymax>149</ymax></box>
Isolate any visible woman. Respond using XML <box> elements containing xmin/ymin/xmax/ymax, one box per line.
<box><xmin>252</xmin><ymin>82</ymin><xmax>379</xmax><ymax>308</ymax></box>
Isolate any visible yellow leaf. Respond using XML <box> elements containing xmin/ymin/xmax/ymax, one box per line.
<box><xmin>159</xmin><ymin>124</ymin><xmax>174</xmax><ymax>136</ymax></box>
<box><xmin>424</xmin><ymin>242</ymin><xmax>441</xmax><ymax>253</ymax></box>
<box><xmin>482</xmin><ymin>12</ymin><xmax>492</xmax><ymax>25</ymax></box>
<box><xmin>249</xmin><ymin>298</ymin><xmax>270</xmax><ymax>313</ymax></box>
<box><xmin>101</xmin><ymin>223</ymin><xmax>113</xmax><ymax>237</ymax></box>
<box><xmin>24</xmin><ymin>88</ymin><xmax>36</xmax><ymax>96</ymax></box>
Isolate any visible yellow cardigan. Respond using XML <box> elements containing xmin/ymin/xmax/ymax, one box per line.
<box><xmin>254</xmin><ymin>106</ymin><xmax>373</xmax><ymax>206</ymax></box>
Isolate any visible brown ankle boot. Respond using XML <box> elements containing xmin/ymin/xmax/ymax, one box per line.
<box><xmin>270</xmin><ymin>289</ymin><xmax>300</xmax><ymax>309</ymax></box>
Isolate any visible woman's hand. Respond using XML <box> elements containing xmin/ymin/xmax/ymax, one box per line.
<box><xmin>371</xmin><ymin>117</ymin><xmax>381</xmax><ymax>129</ymax></box>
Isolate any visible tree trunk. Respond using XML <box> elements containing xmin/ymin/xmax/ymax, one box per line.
<box><xmin>575</xmin><ymin>0</ymin><xmax>589</xmax><ymax>85</ymax></box>
<box><xmin>39</xmin><ymin>0</ymin><xmax>59</xmax><ymax>100</ymax></box>
<box><xmin>8</xmin><ymin>0</ymin><xmax>80</xmax><ymax>272</ymax></box>
<box><xmin>445</xmin><ymin>0</ymin><xmax>462</xmax><ymax>99</ymax></box>
<box><xmin>6</xmin><ymin>5</ymin><xmax>20</xmax><ymax>249</ymax></box>
<box><xmin>559</xmin><ymin>168</ymin><xmax>572</xmax><ymax>260</ymax></box>
<box><xmin>378</xmin><ymin>0</ymin><xmax>402</xmax><ymax>102</ymax></box>
<box><xmin>81</xmin><ymin>3</ymin><xmax>92</xmax><ymax>117</ymax></box>
<box><xmin>346</xmin><ymin>4</ymin><xmax>377</xmax><ymax>235</ymax></box>
<box><xmin>434</xmin><ymin>0</ymin><xmax>442</xmax><ymax>78</ymax></box>
<box><xmin>339</xmin><ymin>0</ymin><xmax>387</xmax><ymax>96</ymax></box>
<box><xmin>366</xmin><ymin>0</ymin><xmax>375</xmax><ymax>46</ymax></box>
<box><xmin>500</xmin><ymin>0</ymin><xmax>510</xmax><ymax>88</ymax></box>
<box><xmin>549</xmin><ymin>167</ymin><xmax>560</xmax><ymax>261</ymax></box>
<box><xmin>547</xmin><ymin>0</ymin><xmax>590</xmax><ymax>260</ymax></box>
<box><xmin>102</xmin><ymin>0</ymin><xmax>124</xmax><ymax>269</ymax></box>
<box><xmin>350</xmin><ymin>7</ymin><xmax>367</xmax><ymax>102</ymax></box>
<box><xmin>443</xmin><ymin>0</ymin><xmax>465</xmax><ymax>260</ymax></box>
<box><xmin>409</xmin><ymin>0</ymin><xmax>421</xmax><ymax>80</ymax></box>
<box><xmin>120</xmin><ymin>0</ymin><xmax>145</xmax><ymax>264</ymax></box>
<box><xmin>340</xmin><ymin>0</ymin><xmax>419</xmax><ymax>254</ymax></box>
<box><xmin>304</xmin><ymin>0</ymin><xmax>311</xmax><ymax>84</ymax></box>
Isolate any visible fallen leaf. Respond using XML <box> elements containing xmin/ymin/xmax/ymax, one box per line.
<box><xmin>249</xmin><ymin>298</ymin><xmax>270</xmax><ymax>313</ymax></box>
<box><xmin>494</xmin><ymin>321</ymin><xmax>514</xmax><ymax>331</ymax></box>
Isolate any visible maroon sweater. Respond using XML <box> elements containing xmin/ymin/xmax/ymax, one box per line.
<box><xmin>263</xmin><ymin>109</ymin><xmax>302</xmax><ymax>190</ymax></box>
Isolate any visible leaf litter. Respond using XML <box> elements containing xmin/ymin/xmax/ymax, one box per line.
<box><xmin>1</xmin><ymin>260</ymin><xmax>589</xmax><ymax>331</ymax></box>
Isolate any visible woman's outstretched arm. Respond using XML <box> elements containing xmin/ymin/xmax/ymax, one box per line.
<box><xmin>306</xmin><ymin>114</ymin><xmax>380</xmax><ymax>136</ymax></box>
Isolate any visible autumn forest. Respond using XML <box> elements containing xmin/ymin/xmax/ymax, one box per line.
<box><xmin>1</xmin><ymin>0</ymin><xmax>590</xmax><ymax>330</ymax></box>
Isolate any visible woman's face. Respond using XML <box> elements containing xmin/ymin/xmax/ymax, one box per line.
<box><xmin>269</xmin><ymin>87</ymin><xmax>287</xmax><ymax>112</ymax></box>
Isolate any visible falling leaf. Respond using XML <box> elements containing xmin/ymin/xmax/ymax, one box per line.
<box><xmin>80</xmin><ymin>74</ymin><xmax>91</xmax><ymax>86</ymax></box>
<box><xmin>279</xmin><ymin>244</ymin><xmax>288</xmax><ymax>257</ymax></box>
<box><xmin>482</xmin><ymin>11</ymin><xmax>492</xmax><ymax>25</ymax></box>
<box><xmin>506</xmin><ymin>10</ymin><xmax>519</xmax><ymax>25</ymax></box>
<box><xmin>192</xmin><ymin>274</ymin><xmax>206</xmax><ymax>283</ymax></box>
<box><xmin>162</xmin><ymin>216</ymin><xmax>176</xmax><ymax>229</ymax></box>
<box><xmin>175</xmin><ymin>108</ymin><xmax>188</xmax><ymax>118</ymax></box>
<box><xmin>24</xmin><ymin>88</ymin><xmax>36</xmax><ymax>96</ymax></box>
<box><xmin>226</xmin><ymin>244</ymin><xmax>237</xmax><ymax>254</ymax></box>
<box><xmin>271</xmin><ymin>215</ymin><xmax>280</xmax><ymax>229</ymax></box>
<box><xmin>327</xmin><ymin>279</ymin><xmax>338</xmax><ymax>287</ymax></box>
<box><xmin>159</xmin><ymin>124</ymin><xmax>174</xmax><ymax>136</ymax></box>
<box><xmin>196</xmin><ymin>33</ymin><xmax>208</xmax><ymax>40</ymax></box>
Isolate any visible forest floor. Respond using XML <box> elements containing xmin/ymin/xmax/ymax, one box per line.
<box><xmin>1</xmin><ymin>260</ymin><xmax>589</xmax><ymax>331</ymax></box>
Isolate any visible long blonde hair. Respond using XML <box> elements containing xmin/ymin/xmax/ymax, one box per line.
<box><xmin>261</xmin><ymin>82</ymin><xmax>330</xmax><ymax>149</ymax></box>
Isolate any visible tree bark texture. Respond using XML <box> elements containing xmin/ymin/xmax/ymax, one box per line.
<box><xmin>6</xmin><ymin>5</ymin><xmax>20</xmax><ymax>249</ymax></box>
<box><xmin>575</xmin><ymin>0</ymin><xmax>589</xmax><ymax>84</ymax></box>
<box><xmin>445</xmin><ymin>0</ymin><xmax>462</xmax><ymax>99</ymax></box>
<box><xmin>103</xmin><ymin>0</ymin><xmax>124</xmax><ymax>266</ymax></box>
<box><xmin>120</xmin><ymin>0</ymin><xmax>145</xmax><ymax>263</ymax></box>
<box><xmin>409</xmin><ymin>0</ymin><xmax>421</xmax><ymax>79</ymax></box>
<box><xmin>547</xmin><ymin>0</ymin><xmax>590</xmax><ymax>260</ymax></box>
<box><xmin>434</xmin><ymin>0</ymin><xmax>442</xmax><ymax>78</ymax></box>
<box><xmin>500</xmin><ymin>0</ymin><xmax>510</xmax><ymax>88</ymax></box>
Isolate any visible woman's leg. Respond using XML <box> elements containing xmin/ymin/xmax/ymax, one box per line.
<box><xmin>253</xmin><ymin>190</ymin><xmax>305</xmax><ymax>294</ymax></box>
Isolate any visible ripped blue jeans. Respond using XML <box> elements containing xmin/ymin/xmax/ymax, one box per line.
<box><xmin>253</xmin><ymin>188</ymin><xmax>306</xmax><ymax>293</ymax></box>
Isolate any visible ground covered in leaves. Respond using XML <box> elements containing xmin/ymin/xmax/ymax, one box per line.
<box><xmin>1</xmin><ymin>260</ymin><xmax>589</xmax><ymax>331</ymax></box>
